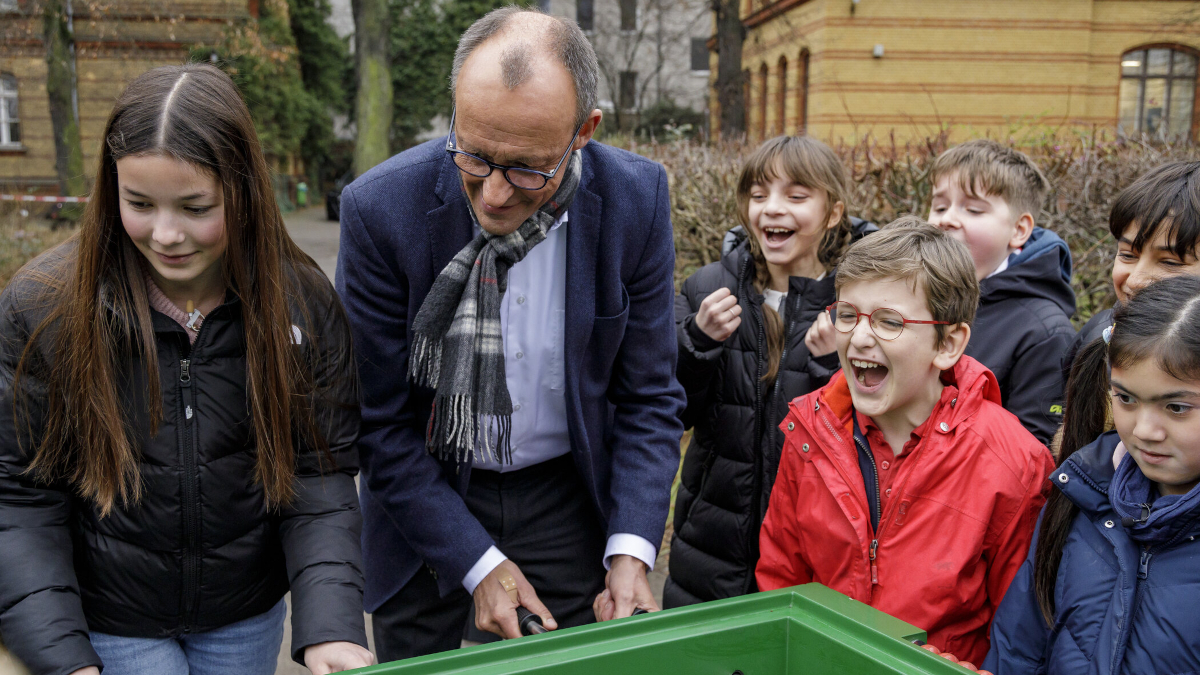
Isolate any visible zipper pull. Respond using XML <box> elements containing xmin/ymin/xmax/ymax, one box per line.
<box><xmin>180</xmin><ymin>359</ymin><xmax>191</xmax><ymax>385</ymax></box>
<box><xmin>1138</xmin><ymin>547</ymin><xmax>1152</xmax><ymax>580</ymax></box>
<box><xmin>870</xmin><ymin>539</ymin><xmax>879</xmax><ymax>585</ymax></box>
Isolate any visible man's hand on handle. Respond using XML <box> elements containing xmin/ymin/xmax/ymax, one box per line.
<box><xmin>474</xmin><ymin>560</ymin><xmax>557</xmax><ymax>639</ymax></box>
<box><xmin>593</xmin><ymin>554</ymin><xmax>658</xmax><ymax>622</ymax></box>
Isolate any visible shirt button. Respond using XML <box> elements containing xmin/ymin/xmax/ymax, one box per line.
<box><xmin>516</xmin><ymin>351</ymin><xmax>524</xmax><ymax>359</ymax></box>
<box><xmin>514</xmin><ymin>403</ymin><xmax>522</xmax><ymax>412</ymax></box>
<box><xmin>881</xmin><ymin>461</ymin><xmax>890</xmax><ymax>470</ymax></box>
<box><xmin>787</xmin><ymin>422</ymin><xmax>794</xmax><ymax>431</ymax></box>
<box><xmin>886</xmin><ymin>488</ymin><xmax>892</xmax><ymax>496</ymax></box>
<box><xmin>517</xmin><ymin>296</ymin><xmax>526</xmax><ymax>305</ymax></box>
<box><xmin>939</xmin><ymin>422</ymin><xmax>949</xmax><ymax>432</ymax></box>
<box><xmin>1104</xmin><ymin>520</ymin><xmax>1115</xmax><ymax>529</ymax></box>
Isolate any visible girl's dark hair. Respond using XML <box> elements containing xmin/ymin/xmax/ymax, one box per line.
<box><xmin>1035</xmin><ymin>274</ymin><xmax>1200</xmax><ymax>625</ymax></box>
<box><xmin>15</xmin><ymin>63</ymin><xmax>325</xmax><ymax>515</ymax></box>
<box><xmin>1110</xmin><ymin>160</ymin><xmax>1200</xmax><ymax>259</ymax></box>
<box><xmin>735</xmin><ymin>135</ymin><xmax>852</xmax><ymax>382</ymax></box>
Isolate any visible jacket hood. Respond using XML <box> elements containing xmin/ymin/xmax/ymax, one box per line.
<box><xmin>795</xmin><ymin>354</ymin><xmax>1003</xmax><ymax>440</ymax></box>
<box><xmin>1060</xmin><ymin>431</ymin><xmax>1200</xmax><ymax>545</ymax></box>
<box><xmin>982</xmin><ymin>227</ymin><xmax>1075</xmax><ymax>315</ymax></box>
<box><xmin>1110</xmin><ymin>444</ymin><xmax>1200</xmax><ymax>545</ymax></box>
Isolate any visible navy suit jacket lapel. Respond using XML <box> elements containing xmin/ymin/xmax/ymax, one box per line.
<box><xmin>565</xmin><ymin>172</ymin><xmax>600</xmax><ymax>435</ymax></box>
<box><xmin>427</xmin><ymin>153</ymin><xmax>473</xmax><ymax>281</ymax></box>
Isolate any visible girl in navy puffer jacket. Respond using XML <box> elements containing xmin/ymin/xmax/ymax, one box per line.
<box><xmin>984</xmin><ymin>275</ymin><xmax>1200</xmax><ymax>675</ymax></box>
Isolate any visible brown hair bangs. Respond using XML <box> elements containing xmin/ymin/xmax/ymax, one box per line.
<box><xmin>835</xmin><ymin>216</ymin><xmax>980</xmax><ymax>345</ymax></box>
<box><xmin>931</xmin><ymin>139</ymin><xmax>1049</xmax><ymax>221</ymax></box>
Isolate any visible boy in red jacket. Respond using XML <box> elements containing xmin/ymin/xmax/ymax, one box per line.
<box><xmin>757</xmin><ymin>217</ymin><xmax>1055</xmax><ymax>667</ymax></box>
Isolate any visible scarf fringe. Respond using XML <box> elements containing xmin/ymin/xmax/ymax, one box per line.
<box><xmin>426</xmin><ymin>394</ymin><xmax>513</xmax><ymax>464</ymax></box>
<box><xmin>408</xmin><ymin>334</ymin><xmax>443</xmax><ymax>389</ymax></box>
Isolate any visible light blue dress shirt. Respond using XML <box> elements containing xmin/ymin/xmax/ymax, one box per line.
<box><xmin>462</xmin><ymin>210</ymin><xmax>659</xmax><ymax>594</ymax></box>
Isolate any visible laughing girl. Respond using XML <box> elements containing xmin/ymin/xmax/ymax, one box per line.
<box><xmin>664</xmin><ymin>135</ymin><xmax>857</xmax><ymax>607</ymax></box>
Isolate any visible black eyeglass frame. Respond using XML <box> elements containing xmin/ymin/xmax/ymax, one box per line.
<box><xmin>825</xmin><ymin>301</ymin><xmax>952</xmax><ymax>341</ymax></box>
<box><xmin>445</xmin><ymin>108</ymin><xmax>585</xmax><ymax>191</ymax></box>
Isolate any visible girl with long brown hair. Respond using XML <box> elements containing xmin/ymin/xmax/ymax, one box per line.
<box><xmin>0</xmin><ymin>64</ymin><xmax>372</xmax><ymax>675</ymax></box>
<box><xmin>984</xmin><ymin>275</ymin><xmax>1200</xmax><ymax>674</ymax></box>
<box><xmin>665</xmin><ymin>135</ymin><xmax>863</xmax><ymax>607</ymax></box>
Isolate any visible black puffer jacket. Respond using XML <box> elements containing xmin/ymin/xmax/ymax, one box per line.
<box><xmin>0</xmin><ymin>245</ymin><xmax>366</xmax><ymax>675</ymax></box>
<box><xmin>664</xmin><ymin>236</ymin><xmax>840</xmax><ymax>607</ymax></box>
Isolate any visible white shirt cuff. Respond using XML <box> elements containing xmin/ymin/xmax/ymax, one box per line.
<box><xmin>462</xmin><ymin>545</ymin><xmax>508</xmax><ymax>594</ymax></box>
<box><xmin>603</xmin><ymin>534</ymin><xmax>658</xmax><ymax>571</ymax></box>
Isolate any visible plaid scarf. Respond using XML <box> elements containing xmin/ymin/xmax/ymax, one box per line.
<box><xmin>408</xmin><ymin>151</ymin><xmax>582</xmax><ymax>465</ymax></box>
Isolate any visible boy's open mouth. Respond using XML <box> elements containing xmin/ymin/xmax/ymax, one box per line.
<box><xmin>850</xmin><ymin>358</ymin><xmax>888</xmax><ymax>391</ymax></box>
<box><xmin>762</xmin><ymin>226</ymin><xmax>795</xmax><ymax>246</ymax></box>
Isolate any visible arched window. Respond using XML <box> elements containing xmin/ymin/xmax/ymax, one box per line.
<box><xmin>759</xmin><ymin>63</ymin><xmax>769</xmax><ymax>141</ymax></box>
<box><xmin>777</xmin><ymin>56</ymin><xmax>788</xmax><ymax>136</ymax></box>
<box><xmin>797</xmin><ymin>49</ymin><xmax>810</xmax><ymax>134</ymax></box>
<box><xmin>1119</xmin><ymin>46</ymin><xmax>1198</xmax><ymax>139</ymax></box>
<box><xmin>0</xmin><ymin>74</ymin><xmax>18</xmax><ymax>147</ymax></box>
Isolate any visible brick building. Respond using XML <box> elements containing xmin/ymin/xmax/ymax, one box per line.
<box><xmin>722</xmin><ymin>0</ymin><xmax>1200</xmax><ymax>142</ymax></box>
<box><xmin>0</xmin><ymin>0</ymin><xmax>251</xmax><ymax>194</ymax></box>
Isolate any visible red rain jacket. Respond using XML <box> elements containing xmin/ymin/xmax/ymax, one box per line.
<box><xmin>756</xmin><ymin>356</ymin><xmax>1054</xmax><ymax>666</ymax></box>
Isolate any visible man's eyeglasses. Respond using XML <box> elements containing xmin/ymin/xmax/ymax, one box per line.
<box><xmin>445</xmin><ymin>108</ymin><xmax>583</xmax><ymax>191</ymax></box>
<box><xmin>826</xmin><ymin>301</ymin><xmax>952</xmax><ymax>341</ymax></box>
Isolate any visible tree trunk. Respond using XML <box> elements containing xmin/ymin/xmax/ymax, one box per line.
<box><xmin>43</xmin><ymin>0</ymin><xmax>87</xmax><ymax>201</ymax></box>
<box><xmin>713</xmin><ymin>0</ymin><xmax>744</xmax><ymax>138</ymax></box>
<box><xmin>352</xmin><ymin>0</ymin><xmax>393</xmax><ymax>175</ymax></box>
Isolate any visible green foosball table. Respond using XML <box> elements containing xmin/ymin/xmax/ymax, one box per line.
<box><xmin>355</xmin><ymin>584</ymin><xmax>975</xmax><ymax>674</ymax></box>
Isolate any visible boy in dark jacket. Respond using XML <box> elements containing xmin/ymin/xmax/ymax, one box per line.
<box><xmin>758</xmin><ymin>219</ymin><xmax>1054</xmax><ymax>668</ymax></box>
<box><xmin>928</xmin><ymin>140</ymin><xmax>1075</xmax><ymax>445</ymax></box>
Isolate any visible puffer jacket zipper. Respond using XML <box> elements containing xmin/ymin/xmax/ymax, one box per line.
<box><xmin>177</xmin><ymin>318</ymin><xmax>209</xmax><ymax>630</ymax></box>
<box><xmin>743</xmin><ymin>257</ymin><xmax>767</xmax><ymax>595</ymax></box>
<box><xmin>1107</xmin><ymin>526</ymin><xmax>1193</xmax><ymax>672</ymax></box>
<box><xmin>178</xmin><ymin>350</ymin><xmax>200</xmax><ymax>629</ymax></box>
<box><xmin>764</xmin><ymin>290</ymin><xmax>803</xmax><ymax>484</ymax></box>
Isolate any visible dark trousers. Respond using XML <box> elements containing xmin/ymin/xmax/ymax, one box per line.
<box><xmin>371</xmin><ymin>453</ymin><xmax>608</xmax><ymax>662</ymax></box>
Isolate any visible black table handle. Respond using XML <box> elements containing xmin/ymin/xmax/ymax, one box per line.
<box><xmin>516</xmin><ymin>607</ymin><xmax>548</xmax><ymax>636</ymax></box>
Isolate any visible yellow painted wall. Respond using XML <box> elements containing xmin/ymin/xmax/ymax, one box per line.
<box><xmin>0</xmin><ymin>0</ymin><xmax>241</xmax><ymax>191</ymax></box>
<box><xmin>727</xmin><ymin>0</ymin><xmax>1200</xmax><ymax>141</ymax></box>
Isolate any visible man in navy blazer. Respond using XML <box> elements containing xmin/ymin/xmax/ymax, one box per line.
<box><xmin>336</xmin><ymin>7</ymin><xmax>685</xmax><ymax>661</ymax></box>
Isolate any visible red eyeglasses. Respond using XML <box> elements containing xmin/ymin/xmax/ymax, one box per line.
<box><xmin>826</xmin><ymin>301</ymin><xmax>952</xmax><ymax>341</ymax></box>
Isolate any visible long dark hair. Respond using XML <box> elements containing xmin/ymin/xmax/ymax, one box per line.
<box><xmin>15</xmin><ymin>63</ymin><xmax>324</xmax><ymax>515</ymax></box>
<box><xmin>735</xmin><ymin>135</ymin><xmax>852</xmax><ymax>382</ymax></box>
<box><xmin>1035</xmin><ymin>275</ymin><xmax>1200</xmax><ymax>624</ymax></box>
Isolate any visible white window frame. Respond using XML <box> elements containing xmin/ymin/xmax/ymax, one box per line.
<box><xmin>0</xmin><ymin>74</ymin><xmax>20</xmax><ymax>148</ymax></box>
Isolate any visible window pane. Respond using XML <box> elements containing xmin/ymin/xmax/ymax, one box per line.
<box><xmin>619</xmin><ymin>0</ymin><xmax>636</xmax><ymax>30</ymax></box>
<box><xmin>1175</xmin><ymin>50</ymin><xmax>1198</xmax><ymax>76</ymax></box>
<box><xmin>1170</xmin><ymin>78</ymin><xmax>1195</xmax><ymax>138</ymax></box>
<box><xmin>1145</xmin><ymin>78</ymin><xmax>1167</xmax><ymax>136</ymax></box>
<box><xmin>1118</xmin><ymin>78</ymin><xmax>1140</xmax><ymax>134</ymax></box>
<box><xmin>7</xmin><ymin>122</ymin><xmax>17</xmax><ymax>144</ymax></box>
<box><xmin>691</xmin><ymin>38</ymin><xmax>709</xmax><ymax>71</ymax></box>
<box><xmin>619</xmin><ymin>71</ymin><xmax>637</xmax><ymax>110</ymax></box>
<box><xmin>1122</xmin><ymin>50</ymin><xmax>1144</xmax><ymax>76</ymax></box>
<box><xmin>575</xmin><ymin>0</ymin><xmax>593</xmax><ymax>31</ymax></box>
<box><xmin>1148</xmin><ymin>49</ymin><xmax>1171</xmax><ymax>76</ymax></box>
<box><xmin>4</xmin><ymin>96</ymin><xmax>16</xmax><ymax>121</ymax></box>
